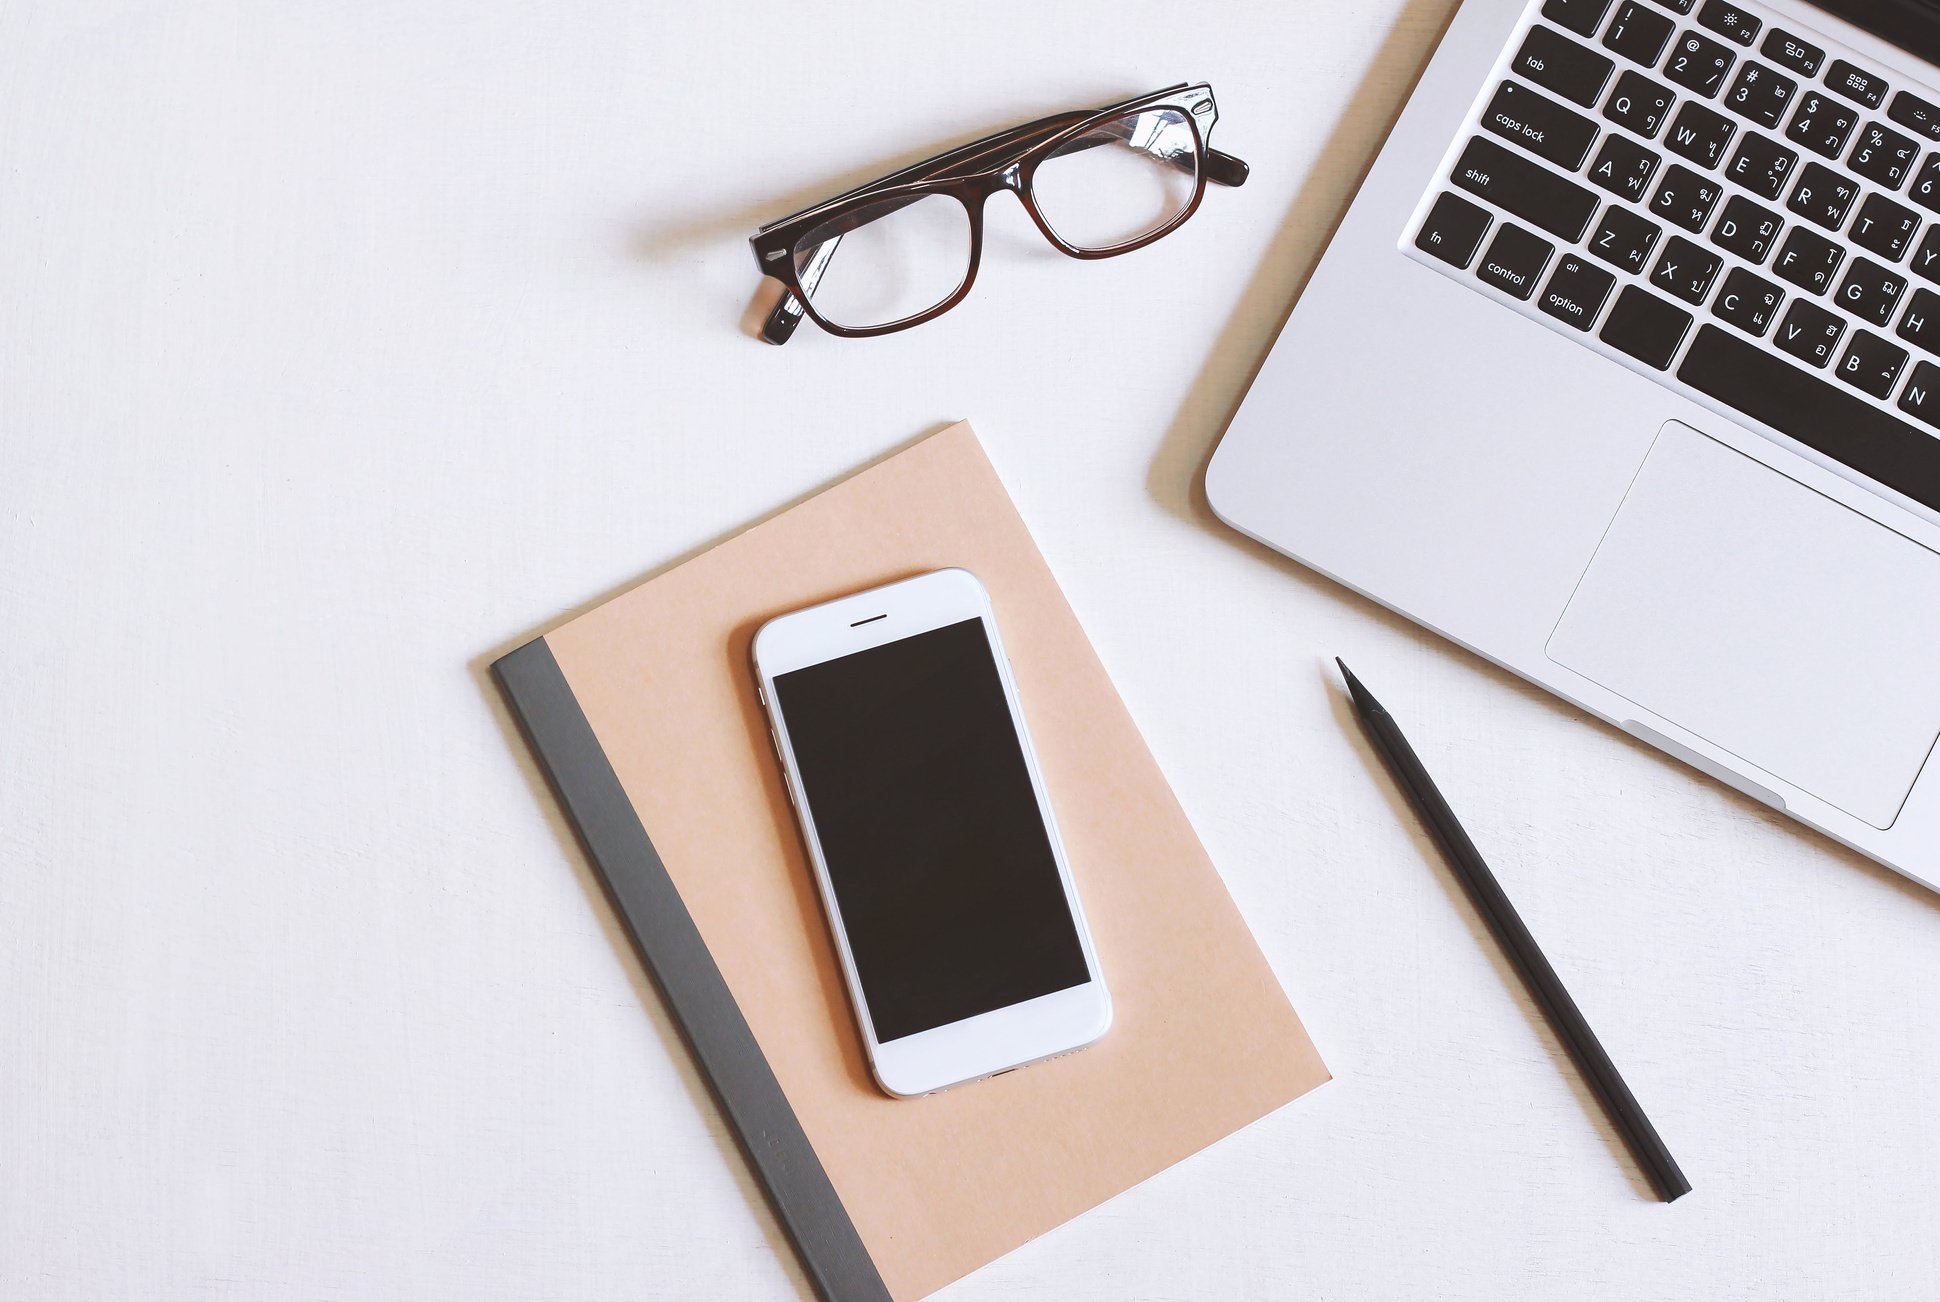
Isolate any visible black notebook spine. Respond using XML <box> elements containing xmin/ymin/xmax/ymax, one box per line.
<box><xmin>492</xmin><ymin>637</ymin><xmax>890</xmax><ymax>1302</ymax></box>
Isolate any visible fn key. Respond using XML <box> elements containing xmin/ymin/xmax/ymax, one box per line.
<box><xmin>1416</xmin><ymin>192</ymin><xmax>1492</xmax><ymax>268</ymax></box>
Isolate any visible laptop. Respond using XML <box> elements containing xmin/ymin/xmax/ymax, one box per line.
<box><xmin>1209</xmin><ymin>0</ymin><xmax>1940</xmax><ymax>888</ymax></box>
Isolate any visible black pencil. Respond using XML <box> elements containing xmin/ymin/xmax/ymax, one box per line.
<box><xmin>1336</xmin><ymin>658</ymin><xmax>1691</xmax><ymax>1203</ymax></box>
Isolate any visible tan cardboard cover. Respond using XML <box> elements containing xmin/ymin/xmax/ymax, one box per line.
<box><xmin>543</xmin><ymin>421</ymin><xmax>1328</xmax><ymax>1300</ymax></box>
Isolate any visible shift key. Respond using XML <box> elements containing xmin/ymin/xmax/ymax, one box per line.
<box><xmin>1451</xmin><ymin>135</ymin><xmax>1600</xmax><ymax>241</ymax></box>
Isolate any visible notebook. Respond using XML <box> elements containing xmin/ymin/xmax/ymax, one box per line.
<box><xmin>492</xmin><ymin>421</ymin><xmax>1329</xmax><ymax>1301</ymax></box>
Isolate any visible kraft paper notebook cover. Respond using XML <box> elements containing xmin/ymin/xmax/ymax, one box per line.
<box><xmin>492</xmin><ymin>422</ymin><xmax>1329</xmax><ymax>1302</ymax></box>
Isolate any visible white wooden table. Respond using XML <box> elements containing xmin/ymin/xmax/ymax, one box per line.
<box><xmin>5</xmin><ymin>2</ymin><xmax>1937</xmax><ymax>1297</ymax></box>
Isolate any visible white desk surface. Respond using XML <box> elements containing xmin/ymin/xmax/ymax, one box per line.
<box><xmin>5</xmin><ymin>2</ymin><xmax>1938</xmax><ymax>1298</ymax></box>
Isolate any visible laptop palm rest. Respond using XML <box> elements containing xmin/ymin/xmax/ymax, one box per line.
<box><xmin>1546</xmin><ymin>422</ymin><xmax>1940</xmax><ymax>830</ymax></box>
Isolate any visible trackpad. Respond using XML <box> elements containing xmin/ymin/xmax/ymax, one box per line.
<box><xmin>1547</xmin><ymin>421</ymin><xmax>1940</xmax><ymax>829</ymax></box>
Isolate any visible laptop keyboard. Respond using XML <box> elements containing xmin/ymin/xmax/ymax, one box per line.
<box><xmin>1406</xmin><ymin>0</ymin><xmax>1940</xmax><ymax>513</ymax></box>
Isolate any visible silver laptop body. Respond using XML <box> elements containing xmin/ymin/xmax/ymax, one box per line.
<box><xmin>1210</xmin><ymin>0</ymin><xmax>1940</xmax><ymax>887</ymax></box>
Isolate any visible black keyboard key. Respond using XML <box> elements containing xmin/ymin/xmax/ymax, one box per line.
<box><xmin>1652</xmin><ymin>0</ymin><xmax>1695</xmax><ymax>12</ymax></box>
<box><xmin>1589</xmin><ymin>203</ymin><xmax>1663</xmax><ymax>273</ymax></box>
<box><xmin>1899</xmin><ymin>359</ymin><xmax>1940</xmax><ymax>427</ymax></box>
<box><xmin>1825</xmin><ymin>59</ymin><xmax>1889</xmax><ymax>110</ymax></box>
<box><xmin>1835</xmin><ymin>257</ymin><xmax>1908</xmax><ymax>325</ymax></box>
<box><xmin>1651</xmin><ymin>234</ymin><xmax>1724</xmax><ymax>302</ymax></box>
<box><xmin>1898</xmin><ymin>287</ymin><xmax>1940</xmax><ymax>353</ymax></box>
<box><xmin>1588</xmin><ymin>133</ymin><xmax>1662</xmax><ymax>201</ymax></box>
<box><xmin>1849</xmin><ymin>122</ymin><xmax>1919</xmax><ymax>191</ymax></box>
<box><xmin>1786</xmin><ymin>160</ymin><xmax>1859</xmax><ymax>230</ymax></box>
<box><xmin>1786</xmin><ymin>92</ymin><xmax>1859</xmax><ymax>158</ymax></box>
<box><xmin>1415</xmin><ymin>192</ymin><xmax>1493</xmax><ymax>267</ymax></box>
<box><xmin>1773</xmin><ymin>225</ymin><xmax>1845</xmax><ymax>294</ymax></box>
<box><xmin>1477</xmin><ymin>222</ymin><xmax>1555</xmax><ymax>299</ymax></box>
<box><xmin>1725</xmin><ymin>131</ymin><xmax>1798</xmax><ymax>199</ymax></box>
<box><xmin>1836</xmin><ymin>330</ymin><xmax>1908</xmax><ymax>396</ymax></box>
<box><xmin>1651</xmin><ymin>162</ymin><xmax>1723</xmax><ymax>229</ymax></box>
<box><xmin>1665</xmin><ymin>99</ymin><xmax>1736</xmax><ymax>166</ymax></box>
<box><xmin>1482</xmin><ymin>81</ymin><xmax>1600</xmax><ymax>169</ymax></box>
<box><xmin>1543</xmin><ymin>0</ymin><xmax>1616</xmax><ymax>38</ymax></box>
<box><xmin>1912</xmin><ymin>226</ymin><xmax>1940</xmax><ymax>282</ymax></box>
<box><xmin>1710</xmin><ymin>194</ymin><xmax>1782</xmax><ymax>263</ymax></box>
<box><xmin>1604</xmin><ymin>2</ymin><xmax>1675</xmax><ymax>66</ymax></box>
<box><xmin>1513</xmin><ymin>26</ymin><xmax>1616</xmax><ymax>108</ymax></box>
<box><xmin>1712</xmin><ymin>266</ymin><xmax>1784</xmax><ymax>335</ymax></box>
<box><xmin>1774</xmin><ymin>298</ymin><xmax>1845</xmax><ymax>365</ymax></box>
<box><xmin>1451</xmin><ymin>136</ymin><xmax>1600</xmax><ymax>240</ymax></box>
<box><xmin>1910</xmin><ymin>154</ymin><xmax>1940</xmax><ymax>214</ymax></box>
<box><xmin>1852</xmin><ymin>193</ymin><xmax>1922</xmax><ymax>261</ymax></box>
<box><xmin>1600</xmin><ymin>284</ymin><xmax>1693</xmax><ymax>366</ymax></box>
<box><xmin>1604</xmin><ymin>69</ymin><xmax>1676</xmax><ymax>138</ymax></box>
<box><xmin>1665</xmin><ymin>30</ymin><xmax>1736</xmax><ymax>97</ymax></box>
<box><xmin>1697</xmin><ymin>0</ymin><xmax>1758</xmax><ymax>46</ymax></box>
<box><xmin>1759</xmin><ymin>28</ymin><xmax>1822</xmax><ymax>77</ymax></box>
<box><xmin>1540</xmin><ymin>251</ymin><xmax>1619</xmax><ymax>327</ymax></box>
<box><xmin>1680</xmin><ymin>325</ymin><xmax>1940</xmax><ymax>510</ymax></box>
<box><xmin>1888</xmin><ymin>90</ymin><xmax>1940</xmax><ymax>143</ymax></box>
<box><xmin>1721</xmin><ymin>61</ymin><xmax>1796</xmax><ymax>130</ymax></box>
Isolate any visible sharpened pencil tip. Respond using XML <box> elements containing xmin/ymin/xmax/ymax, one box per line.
<box><xmin>1333</xmin><ymin>657</ymin><xmax>1381</xmax><ymax>716</ymax></box>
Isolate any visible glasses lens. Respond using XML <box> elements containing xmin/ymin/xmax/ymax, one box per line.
<box><xmin>1030</xmin><ymin>108</ymin><xmax>1200</xmax><ymax>251</ymax></box>
<box><xmin>792</xmin><ymin>193</ymin><xmax>972</xmax><ymax>330</ymax></box>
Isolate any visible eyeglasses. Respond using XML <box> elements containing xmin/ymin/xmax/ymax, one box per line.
<box><xmin>748</xmin><ymin>83</ymin><xmax>1248</xmax><ymax>344</ymax></box>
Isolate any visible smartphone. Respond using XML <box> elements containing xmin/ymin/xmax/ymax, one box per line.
<box><xmin>752</xmin><ymin>568</ymin><xmax>1112</xmax><ymax>1097</ymax></box>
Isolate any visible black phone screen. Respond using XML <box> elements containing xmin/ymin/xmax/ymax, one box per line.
<box><xmin>772</xmin><ymin>617</ymin><xmax>1091</xmax><ymax>1043</ymax></box>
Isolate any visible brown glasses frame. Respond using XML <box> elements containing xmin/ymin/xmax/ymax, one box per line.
<box><xmin>747</xmin><ymin>82</ymin><xmax>1248</xmax><ymax>343</ymax></box>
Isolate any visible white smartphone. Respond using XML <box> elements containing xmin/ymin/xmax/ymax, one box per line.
<box><xmin>752</xmin><ymin>568</ymin><xmax>1112</xmax><ymax>1097</ymax></box>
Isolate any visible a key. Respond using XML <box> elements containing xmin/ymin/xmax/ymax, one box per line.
<box><xmin>1835</xmin><ymin>257</ymin><xmax>1908</xmax><ymax>325</ymax></box>
<box><xmin>1711</xmin><ymin>266</ymin><xmax>1784</xmax><ymax>334</ymax></box>
<box><xmin>1774</xmin><ymin>298</ymin><xmax>1845</xmax><ymax>365</ymax></box>
<box><xmin>1599</xmin><ymin>284</ymin><xmax>1693</xmax><ymax>367</ymax></box>
<box><xmin>1888</xmin><ymin>90</ymin><xmax>1940</xmax><ymax>143</ymax></box>
<box><xmin>1604</xmin><ymin>69</ymin><xmax>1676</xmax><ymax>138</ymax></box>
<box><xmin>1482</xmin><ymin>81</ymin><xmax>1601</xmax><ymax>169</ymax></box>
<box><xmin>1414</xmin><ymin>192</ymin><xmax>1493</xmax><ymax>268</ymax></box>
<box><xmin>1604</xmin><ymin>2</ymin><xmax>1675</xmax><ymax>66</ymax></box>
<box><xmin>1848</xmin><ymin>122</ymin><xmax>1919</xmax><ymax>190</ymax></box>
<box><xmin>1665</xmin><ymin>100</ymin><xmax>1737</xmax><ymax>166</ymax></box>
<box><xmin>1514</xmin><ymin>26</ymin><xmax>1616</xmax><ymax>108</ymax></box>
<box><xmin>1851</xmin><ymin>193</ymin><xmax>1922</xmax><ymax>261</ymax></box>
<box><xmin>1680</xmin><ymin>326</ymin><xmax>1940</xmax><ymax>510</ymax></box>
<box><xmin>1698</xmin><ymin>0</ymin><xmax>1758</xmax><ymax>45</ymax></box>
<box><xmin>1587</xmin><ymin>134</ymin><xmax>1662</xmax><ymax>201</ymax></box>
<box><xmin>1909</xmin><ymin>154</ymin><xmax>1940</xmax><ymax>214</ymax></box>
<box><xmin>1836</xmin><ymin>330</ymin><xmax>1908</xmax><ymax>397</ymax></box>
<box><xmin>1543</xmin><ymin>0</ymin><xmax>1616</xmax><ymax>38</ymax></box>
<box><xmin>1664</xmin><ymin>30</ymin><xmax>1735</xmax><ymax>97</ymax></box>
<box><xmin>1477</xmin><ymin>223</ymin><xmax>1556</xmax><ymax>299</ymax></box>
<box><xmin>1825</xmin><ymin>59</ymin><xmax>1889</xmax><ymax>110</ymax></box>
<box><xmin>1786</xmin><ymin>92</ymin><xmax>1859</xmax><ymax>158</ymax></box>
<box><xmin>1651</xmin><ymin>162</ymin><xmax>1723</xmax><ymax>229</ymax></box>
<box><xmin>1726</xmin><ymin>131</ymin><xmax>1797</xmax><ymax>199</ymax></box>
<box><xmin>1710</xmin><ymin>194</ymin><xmax>1782</xmax><ymax>263</ymax></box>
<box><xmin>1721</xmin><ymin>61</ymin><xmax>1796</xmax><ymax>129</ymax></box>
<box><xmin>1900</xmin><ymin>287</ymin><xmax>1940</xmax><ymax>353</ymax></box>
<box><xmin>1539</xmin><ymin>251</ymin><xmax>1619</xmax><ymax>328</ymax></box>
<box><xmin>1450</xmin><ymin>136</ymin><xmax>1600</xmax><ymax>240</ymax></box>
<box><xmin>1910</xmin><ymin>225</ymin><xmax>1940</xmax><ymax>282</ymax></box>
<box><xmin>1589</xmin><ymin>203</ymin><xmax>1663</xmax><ymax>273</ymax></box>
<box><xmin>1759</xmin><ymin>28</ymin><xmax>1822</xmax><ymax>77</ymax></box>
<box><xmin>1651</xmin><ymin>234</ymin><xmax>1725</xmax><ymax>303</ymax></box>
<box><xmin>1773</xmin><ymin>225</ymin><xmax>1844</xmax><ymax>293</ymax></box>
<box><xmin>1786</xmin><ymin>161</ymin><xmax>1858</xmax><ymax>230</ymax></box>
